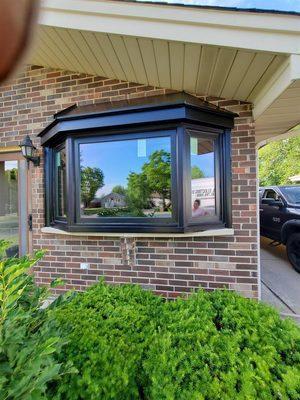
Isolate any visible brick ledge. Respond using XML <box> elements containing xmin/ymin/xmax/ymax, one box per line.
<box><xmin>40</xmin><ymin>226</ymin><xmax>234</xmax><ymax>238</ymax></box>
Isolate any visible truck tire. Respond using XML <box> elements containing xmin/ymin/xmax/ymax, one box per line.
<box><xmin>286</xmin><ymin>233</ymin><xmax>300</xmax><ymax>273</ymax></box>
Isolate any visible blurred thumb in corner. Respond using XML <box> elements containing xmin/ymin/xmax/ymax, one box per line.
<box><xmin>0</xmin><ymin>0</ymin><xmax>39</xmax><ymax>83</ymax></box>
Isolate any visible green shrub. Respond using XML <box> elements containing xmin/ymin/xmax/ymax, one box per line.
<box><xmin>0</xmin><ymin>240</ymin><xmax>71</xmax><ymax>400</ymax></box>
<box><xmin>97</xmin><ymin>207</ymin><xmax>131</xmax><ymax>217</ymax></box>
<box><xmin>53</xmin><ymin>283</ymin><xmax>163</xmax><ymax>399</ymax></box>
<box><xmin>53</xmin><ymin>282</ymin><xmax>300</xmax><ymax>400</ymax></box>
<box><xmin>144</xmin><ymin>290</ymin><xmax>300</xmax><ymax>400</ymax></box>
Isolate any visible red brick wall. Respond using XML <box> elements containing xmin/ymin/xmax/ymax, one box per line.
<box><xmin>0</xmin><ymin>65</ymin><xmax>259</xmax><ymax>298</ymax></box>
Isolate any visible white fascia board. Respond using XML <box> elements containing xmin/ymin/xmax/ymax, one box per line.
<box><xmin>253</xmin><ymin>55</ymin><xmax>300</xmax><ymax>120</ymax></box>
<box><xmin>39</xmin><ymin>0</ymin><xmax>300</xmax><ymax>54</ymax></box>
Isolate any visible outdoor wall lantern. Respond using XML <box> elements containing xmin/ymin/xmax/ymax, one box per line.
<box><xmin>20</xmin><ymin>135</ymin><xmax>40</xmax><ymax>166</ymax></box>
<box><xmin>39</xmin><ymin>92</ymin><xmax>236</xmax><ymax>234</ymax></box>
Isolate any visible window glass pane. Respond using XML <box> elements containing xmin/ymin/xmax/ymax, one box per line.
<box><xmin>280</xmin><ymin>186</ymin><xmax>300</xmax><ymax>204</ymax></box>
<box><xmin>0</xmin><ymin>160</ymin><xmax>19</xmax><ymax>256</ymax></box>
<box><xmin>190</xmin><ymin>137</ymin><xmax>216</xmax><ymax>218</ymax></box>
<box><xmin>55</xmin><ymin>148</ymin><xmax>67</xmax><ymax>217</ymax></box>
<box><xmin>79</xmin><ymin>136</ymin><xmax>172</xmax><ymax>218</ymax></box>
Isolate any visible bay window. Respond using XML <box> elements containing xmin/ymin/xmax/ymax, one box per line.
<box><xmin>40</xmin><ymin>92</ymin><xmax>235</xmax><ymax>233</ymax></box>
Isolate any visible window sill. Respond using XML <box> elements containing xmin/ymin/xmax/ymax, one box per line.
<box><xmin>40</xmin><ymin>226</ymin><xmax>234</xmax><ymax>238</ymax></box>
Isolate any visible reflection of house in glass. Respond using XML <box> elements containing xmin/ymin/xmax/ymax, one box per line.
<box><xmin>150</xmin><ymin>192</ymin><xmax>171</xmax><ymax>210</ymax></box>
<box><xmin>100</xmin><ymin>193</ymin><xmax>126</xmax><ymax>208</ymax></box>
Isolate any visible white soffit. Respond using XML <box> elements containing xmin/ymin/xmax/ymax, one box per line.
<box><xmin>30</xmin><ymin>0</ymin><xmax>300</xmax><ymax>142</ymax></box>
<box><xmin>31</xmin><ymin>25</ymin><xmax>287</xmax><ymax>101</ymax></box>
<box><xmin>254</xmin><ymin>55</ymin><xmax>300</xmax><ymax>142</ymax></box>
<box><xmin>39</xmin><ymin>0</ymin><xmax>300</xmax><ymax>54</ymax></box>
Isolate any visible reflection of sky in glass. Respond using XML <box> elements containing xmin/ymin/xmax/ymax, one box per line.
<box><xmin>4</xmin><ymin>161</ymin><xmax>18</xmax><ymax>171</ymax></box>
<box><xmin>191</xmin><ymin>152</ymin><xmax>214</xmax><ymax>177</ymax></box>
<box><xmin>80</xmin><ymin>137</ymin><xmax>171</xmax><ymax>197</ymax></box>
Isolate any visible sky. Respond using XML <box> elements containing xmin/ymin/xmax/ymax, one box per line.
<box><xmin>80</xmin><ymin>137</ymin><xmax>171</xmax><ymax>197</ymax></box>
<box><xmin>136</xmin><ymin>0</ymin><xmax>300</xmax><ymax>12</ymax></box>
<box><xmin>80</xmin><ymin>137</ymin><xmax>214</xmax><ymax>198</ymax></box>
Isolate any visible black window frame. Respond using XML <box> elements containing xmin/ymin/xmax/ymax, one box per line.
<box><xmin>41</xmin><ymin>93</ymin><xmax>235</xmax><ymax>234</ymax></box>
<box><xmin>185</xmin><ymin>129</ymin><xmax>220</xmax><ymax>226</ymax></box>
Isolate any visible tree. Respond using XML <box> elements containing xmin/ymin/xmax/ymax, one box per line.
<box><xmin>142</xmin><ymin>150</ymin><xmax>171</xmax><ymax>211</ymax></box>
<box><xmin>125</xmin><ymin>150</ymin><xmax>171</xmax><ymax>215</ymax></box>
<box><xmin>81</xmin><ymin>167</ymin><xmax>104</xmax><ymax>208</ymax></box>
<box><xmin>126</xmin><ymin>172</ymin><xmax>150</xmax><ymax>216</ymax></box>
<box><xmin>191</xmin><ymin>165</ymin><xmax>205</xmax><ymax>179</ymax></box>
<box><xmin>259</xmin><ymin>136</ymin><xmax>300</xmax><ymax>186</ymax></box>
<box><xmin>112</xmin><ymin>185</ymin><xmax>126</xmax><ymax>196</ymax></box>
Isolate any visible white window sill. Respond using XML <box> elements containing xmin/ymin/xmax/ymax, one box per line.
<box><xmin>40</xmin><ymin>226</ymin><xmax>234</xmax><ymax>238</ymax></box>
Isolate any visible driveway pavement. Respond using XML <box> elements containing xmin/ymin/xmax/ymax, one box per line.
<box><xmin>261</xmin><ymin>236</ymin><xmax>300</xmax><ymax>323</ymax></box>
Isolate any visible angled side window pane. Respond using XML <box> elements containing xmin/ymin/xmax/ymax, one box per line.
<box><xmin>79</xmin><ymin>136</ymin><xmax>172</xmax><ymax>219</ymax></box>
<box><xmin>54</xmin><ymin>147</ymin><xmax>67</xmax><ymax>218</ymax></box>
<box><xmin>190</xmin><ymin>137</ymin><xmax>216</xmax><ymax>219</ymax></box>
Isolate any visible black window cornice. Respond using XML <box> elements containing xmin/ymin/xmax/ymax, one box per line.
<box><xmin>39</xmin><ymin>92</ymin><xmax>237</xmax><ymax>146</ymax></box>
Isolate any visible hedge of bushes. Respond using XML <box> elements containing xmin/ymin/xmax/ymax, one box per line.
<box><xmin>51</xmin><ymin>282</ymin><xmax>300</xmax><ymax>400</ymax></box>
<box><xmin>1</xmin><ymin>242</ymin><xmax>300</xmax><ymax>400</ymax></box>
<box><xmin>97</xmin><ymin>207</ymin><xmax>131</xmax><ymax>217</ymax></box>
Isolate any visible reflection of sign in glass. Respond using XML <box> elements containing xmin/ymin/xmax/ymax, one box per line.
<box><xmin>191</xmin><ymin>177</ymin><xmax>215</xmax><ymax>211</ymax></box>
<box><xmin>137</xmin><ymin>139</ymin><xmax>146</xmax><ymax>158</ymax></box>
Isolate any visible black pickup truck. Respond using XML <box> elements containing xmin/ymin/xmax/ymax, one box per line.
<box><xmin>259</xmin><ymin>186</ymin><xmax>300</xmax><ymax>272</ymax></box>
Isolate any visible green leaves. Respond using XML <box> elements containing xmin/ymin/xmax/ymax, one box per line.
<box><xmin>52</xmin><ymin>282</ymin><xmax>300</xmax><ymax>400</ymax></box>
<box><xmin>0</xmin><ymin>249</ymin><xmax>299</xmax><ymax>400</ymax></box>
<box><xmin>0</xmin><ymin>243</ymin><xmax>67</xmax><ymax>400</ymax></box>
<box><xmin>259</xmin><ymin>136</ymin><xmax>300</xmax><ymax>186</ymax></box>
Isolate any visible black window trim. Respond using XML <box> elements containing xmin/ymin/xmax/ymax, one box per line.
<box><xmin>45</xmin><ymin>123</ymin><xmax>231</xmax><ymax>233</ymax></box>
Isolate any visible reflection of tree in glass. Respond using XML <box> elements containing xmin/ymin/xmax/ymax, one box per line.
<box><xmin>126</xmin><ymin>150</ymin><xmax>171</xmax><ymax>215</ymax></box>
<box><xmin>126</xmin><ymin>172</ymin><xmax>151</xmax><ymax>216</ymax></box>
<box><xmin>191</xmin><ymin>165</ymin><xmax>205</xmax><ymax>179</ymax></box>
<box><xmin>112</xmin><ymin>185</ymin><xmax>126</xmax><ymax>196</ymax></box>
<box><xmin>81</xmin><ymin>167</ymin><xmax>104</xmax><ymax>208</ymax></box>
<box><xmin>143</xmin><ymin>150</ymin><xmax>171</xmax><ymax>212</ymax></box>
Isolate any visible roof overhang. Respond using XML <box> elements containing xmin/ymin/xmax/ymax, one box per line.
<box><xmin>39</xmin><ymin>0</ymin><xmax>300</xmax><ymax>54</ymax></box>
<box><xmin>254</xmin><ymin>55</ymin><xmax>300</xmax><ymax>143</ymax></box>
<box><xmin>29</xmin><ymin>0</ymin><xmax>300</xmax><ymax>143</ymax></box>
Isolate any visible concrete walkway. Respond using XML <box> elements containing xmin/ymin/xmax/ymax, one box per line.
<box><xmin>260</xmin><ymin>236</ymin><xmax>300</xmax><ymax>323</ymax></box>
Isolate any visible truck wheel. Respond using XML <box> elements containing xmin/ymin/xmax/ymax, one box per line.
<box><xmin>286</xmin><ymin>233</ymin><xmax>300</xmax><ymax>273</ymax></box>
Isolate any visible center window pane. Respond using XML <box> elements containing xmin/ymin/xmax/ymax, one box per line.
<box><xmin>190</xmin><ymin>136</ymin><xmax>216</xmax><ymax>218</ymax></box>
<box><xmin>79</xmin><ymin>136</ymin><xmax>172</xmax><ymax>218</ymax></box>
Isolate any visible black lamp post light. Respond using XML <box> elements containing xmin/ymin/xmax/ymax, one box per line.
<box><xmin>20</xmin><ymin>135</ymin><xmax>40</xmax><ymax>166</ymax></box>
